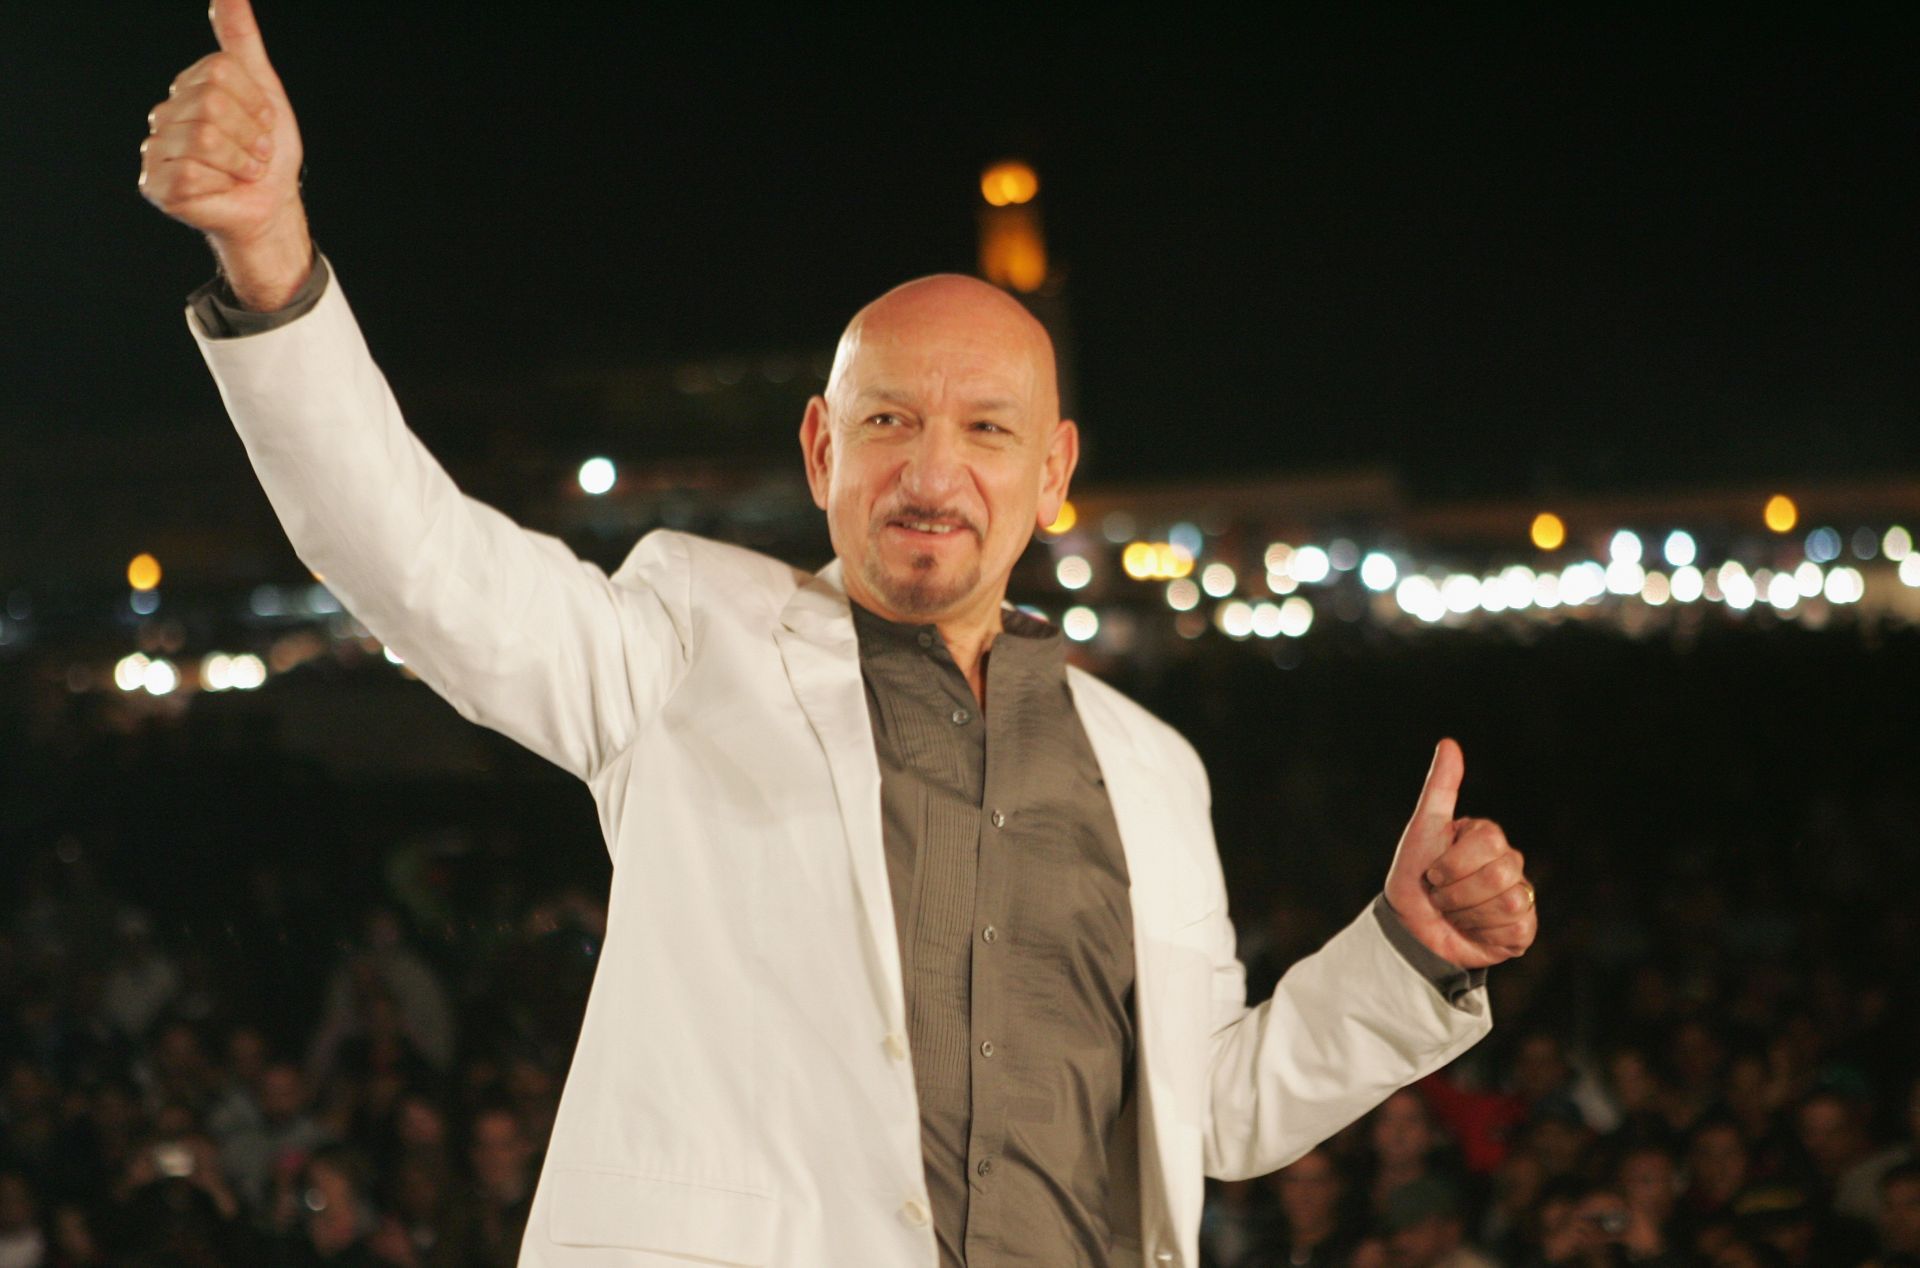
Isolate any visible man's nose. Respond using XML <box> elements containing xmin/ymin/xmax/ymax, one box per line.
<box><xmin>897</xmin><ymin>422</ymin><xmax>969</xmax><ymax>502</ymax></box>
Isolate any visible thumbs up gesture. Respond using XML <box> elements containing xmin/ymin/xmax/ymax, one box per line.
<box><xmin>140</xmin><ymin>0</ymin><xmax>311</xmax><ymax>310</ymax></box>
<box><xmin>1382</xmin><ymin>739</ymin><xmax>1537</xmax><ymax>969</ymax></box>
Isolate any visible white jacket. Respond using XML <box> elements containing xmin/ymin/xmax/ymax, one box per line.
<box><xmin>190</xmin><ymin>268</ymin><xmax>1492</xmax><ymax>1267</ymax></box>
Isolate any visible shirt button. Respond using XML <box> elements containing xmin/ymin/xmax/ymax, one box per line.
<box><xmin>981</xmin><ymin>925</ymin><xmax>997</xmax><ymax>943</ymax></box>
<box><xmin>976</xmin><ymin>1159</ymin><xmax>993</xmax><ymax>1177</ymax></box>
<box><xmin>950</xmin><ymin>707</ymin><xmax>971</xmax><ymax>725</ymax></box>
<box><xmin>900</xmin><ymin>1197</ymin><xmax>930</xmax><ymax>1228</ymax></box>
<box><xmin>883</xmin><ymin>1032</ymin><xmax>908</xmax><ymax>1061</ymax></box>
<box><xmin>916</xmin><ymin>631</ymin><xmax>935</xmax><ymax>649</ymax></box>
<box><xmin>980</xmin><ymin>1040</ymin><xmax>995</xmax><ymax>1058</ymax></box>
<box><xmin>989</xmin><ymin>809</ymin><xmax>1006</xmax><ymax>828</ymax></box>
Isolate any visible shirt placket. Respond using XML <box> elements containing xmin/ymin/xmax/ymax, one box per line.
<box><xmin>962</xmin><ymin>652</ymin><xmax>1021</xmax><ymax>1265</ymax></box>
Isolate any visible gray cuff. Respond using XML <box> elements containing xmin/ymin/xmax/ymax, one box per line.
<box><xmin>1372</xmin><ymin>893</ymin><xmax>1487</xmax><ymax>1007</ymax></box>
<box><xmin>188</xmin><ymin>247</ymin><xmax>330</xmax><ymax>338</ymax></box>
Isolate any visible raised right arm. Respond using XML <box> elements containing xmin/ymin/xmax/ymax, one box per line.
<box><xmin>143</xmin><ymin>1</ymin><xmax>690</xmax><ymax>781</ymax></box>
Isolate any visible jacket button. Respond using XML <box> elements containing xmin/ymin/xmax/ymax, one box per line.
<box><xmin>989</xmin><ymin>809</ymin><xmax>1006</xmax><ymax>828</ymax></box>
<box><xmin>900</xmin><ymin>1198</ymin><xmax>930</xmax><ymax>1227</ymax></box>
<box><xmin>980</xmin><ymin>1040</ymin><xmax>994</xmax><ymax>1058</ymax></box>
<box><xmin>982</xmin><ymin>926</ymin><xmax>997</xmax><ymax>943</ymax></box>
<box><xmin>883</xmin><ymin>1032</ymin><xmax>908</xmax><ymax>1061</ymax></box>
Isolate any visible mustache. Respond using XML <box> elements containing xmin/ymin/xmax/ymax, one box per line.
<box><xmin>874</xmin><ymin>504</ymin><xmax>982</xmax><ymax>537</ymax></box>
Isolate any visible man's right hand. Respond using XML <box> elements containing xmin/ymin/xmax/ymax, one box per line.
<box><xmin>140</xmin><ymin>0</ymin><xmax>311</xmax><ymax>311</ymax></box>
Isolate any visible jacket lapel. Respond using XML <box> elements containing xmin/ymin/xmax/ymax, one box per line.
<box><xmin>773</xmin><ymin>559</ymin><xmax>906</xmax><ymax>1030</ymax></box>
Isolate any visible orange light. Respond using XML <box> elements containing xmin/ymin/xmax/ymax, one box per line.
<box><xmin>1043</xmin><ymin>500</ymin><xmax>1077</xmax><ymax>535</ymax></box>
<box><xmin>127</xmin><ymin>553</ymin><xmax>162</xmax><ymax>591</ymax></box>
<box><xmin>1529</xmin><ymin>513</ymin><xmax>1566</xmax><ymax>552</ymax></box>
<box><xmin>1763</xmin><ymin>494</ymin><xmax>1798</xmax><ymax>534</ymax></box>
<box><xmin>980</xmin><ymin>160</ymin><xmax>1039</xmax><ymax>207</ymax></box>
<box><xmin>1122</xmin><ymin>541</ymin><xmax>1157</xmax><ymax>579</ymax></box>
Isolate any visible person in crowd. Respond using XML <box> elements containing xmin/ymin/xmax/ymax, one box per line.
<box><xmin>1259</xmin><ymin>1146</ymin><xmax>1360</xmax><ymax>1267</ymax></box>
<box><xmin>220</xmin><ymin>1061</ymin><xmax>334</xmax><ymax>1214</ymax></box>
<box><xmin>1862</xmin><ymin>1162</ymin><xmax>1920</xmax><ymax>1267</ymax></box>
<box><xmin>1379</xmin><ymin>1175</ymin><xmax>1497</xmax><ymax>1268</ymax></box>
<box><xmin>0</xmin><ymin>1168</ymin><xmax>47</xmax><ymax>1268</ymax></box>
<box><xmin>463</xmin><ymin>1106</ymin><xmax>535</xmax><ymax>1268</ymax></box>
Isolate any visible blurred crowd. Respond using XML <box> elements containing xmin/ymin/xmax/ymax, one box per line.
<box><xmin>4</xmin><ymin>626</ymin><xmax>1918</xmax><ymax>1265</ymax></box>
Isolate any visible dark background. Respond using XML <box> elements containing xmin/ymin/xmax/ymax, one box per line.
<box><xmin>3</xmin><ymin>6</ymin><xmax>1915</xmax><ymax>504</ymax></box>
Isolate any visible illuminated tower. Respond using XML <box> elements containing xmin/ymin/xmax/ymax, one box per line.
<box><xmin>976</xmin><ymin>159</ymin><xmax>1078</xmax><ymax>422</ymax></box>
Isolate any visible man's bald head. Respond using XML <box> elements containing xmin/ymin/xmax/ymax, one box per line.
<box><xmin>799</xmin><ymin>274</ymin><xmax>1079</xmax><ymax>633</ymax></box>
<box><xmin>825</xmin><ymin>274</ymin><xmax>1061</xmax><ymax>429</ymax></box>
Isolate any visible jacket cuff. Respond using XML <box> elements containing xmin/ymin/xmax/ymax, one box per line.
<box><xmin>187</xmin><ymin>246</ymin><xmax>331</xmax><ymax>339</ymax></box>
<box><xmin>1371</xmin><ymin>894</ymin><xmax>1487</xmax><ymax>1007</ymax></box>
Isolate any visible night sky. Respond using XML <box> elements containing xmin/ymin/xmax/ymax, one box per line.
<box><xmin>4</xmin><ymin>6</ymin><xmax>1915</xmax><ymax>514</ymax></box>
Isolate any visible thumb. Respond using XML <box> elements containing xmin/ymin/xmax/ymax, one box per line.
<box><xmin>1409</xmin><ymin>737</ymin><xmax>1464</xmax><ymax>834</ymax></box>
<box><xmin>210</xmin><ymin>0</ymin><xmax>278</xmax><ymax>80</ymax></box>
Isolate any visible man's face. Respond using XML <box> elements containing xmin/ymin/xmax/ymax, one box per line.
<box><xmin>801</xmin><ymin>276</ymin><xmax>1076</xmax><ymax>626</ymax></box>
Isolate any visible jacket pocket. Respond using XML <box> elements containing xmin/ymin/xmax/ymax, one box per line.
<box><xmin>547</xmin><ymin>1165</ymin><xmax>775</xmax><ymax>1265</ymax></box>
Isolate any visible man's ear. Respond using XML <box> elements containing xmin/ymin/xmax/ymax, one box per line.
<box><xmin>799</xmin><ymin>395</ymin><xmax>832</xmax><ymax>511</ymax></box>
<box><xmin>1035</xmin><ymin>417</ymin><xmax>1081</xmax><ymax>530</ymax></box>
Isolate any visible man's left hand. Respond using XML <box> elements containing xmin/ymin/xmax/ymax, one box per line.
<box><xmin>1382</xmin><ymin>738</ymin><xmax>1537</xmax><ymax>969</ymax></box>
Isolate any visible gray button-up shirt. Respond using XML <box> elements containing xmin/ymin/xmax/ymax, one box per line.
<box><xmin>853</xmin><ymin>600</ymin><xmax>1135</xmax><ymax>1268</ymax></box>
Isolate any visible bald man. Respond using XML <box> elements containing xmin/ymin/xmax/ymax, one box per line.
<box><xmin>141</xmin><ymin>5</ymin><xmax>1534</xmax><ymax>1266</ymax></box>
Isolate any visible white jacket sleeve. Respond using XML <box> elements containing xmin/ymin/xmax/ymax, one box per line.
<box><xmin>189</xmin><ymin>262</ymin><xmax>691</xmax><ymax>782</ymax></box>
<box><xmin>1181</xmin><ymin>748</ymin><xmax>1493</xmax><ymax>1180</ymax></box>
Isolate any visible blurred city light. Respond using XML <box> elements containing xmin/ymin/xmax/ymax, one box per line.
<box><xmin>114</xmin><ymin>653</ymin><xmax>150</xmax><ymax>692</ymax></box>
<box><xmin>1663</xmin><ymin>530</ymin><xmax>1696</xmax><ymax>568</ymax></box>
<box><xmin>1885</xmin><ymin>526</ymin><xmax>1912</xmax><ymax>560</ymax></box>
<box><xmin>1290</xmin><ymin>545</ymin><xmax>1331</xmax><ymax>583</ymax></box>
<box><xmin>1251</xmin><ymin>602</ymin><xmax>1283</xmax><ymax>638</ymax></box>
<box><xmin>1533</xmin><ymin>572</ymin><xmax>1562</xmax><ymax>609</ymax></box>
<box><xmin>1101</xmin><ymin>512</ymin><xmax>1135</xmax><ymax>544</ymax></box>
<box><xmin>201</xmin><ymin>652</ymin><xmax>233</xmax><ymax>691</ymax></box>
<box><xmin>1044</xmin><ymin>500</ymin><xmax>1077</xmax><ymax>535</ymax></box>
<box><xmin>1441</xmin><ymin>574</ymin><xmax>1482</xmax><ymax>614</ymax></box>
<box><xmin>1264</xmin><ymin>542</ymin><xmax>1294</xmax><ymax>573</ymax></box>
<box><xmin>127</xmin><ymin>553</ymin><xmax>162</xmax><ymax>591</ymax></box>
<box><xmin>142</xmin><ymin>659</ymin><xmax>179</xmax><ymax>695</ymax></box>
<box><xmin>229</xmin><ymin>654</ymin><xmax>268</xmax><ymax>689</ymax></box>
<box><xmin>1804</xmin><ymin>527</ymin><xmax>1842</xmax><ymax>563</ymax></box>
<box><xmin>1671</xmin><ymin>566</ymin><xmax>1705</xmax><ymax>603</ymax></box>
<box><xmin>383</xmin><ymin>646</ymin><xmax>406</xmax><ymax>666</ymax></box>
<box><xmin>1055</xmin><ymin>555</ymin><xmax>1092</xmax><ymax>590</ymax></box>
<box><xmin>1169</xmin><ymin>522</ymin><xmax>1204</xmax><ymax>557</ymax></box>
<box><xmin>1609</xmin><ymin>530</ymin><xmax>1643</xmax><ymax>565</ymax></box>
<box><xmin>1359</xmin><ymin>552</ymin><xmax>1398</xmax><ymax>591</ymax></box>
<box><xmin>1766</xmin><ymin>573</ymin><xmax>1799</xmax><ymax>610</ymax></box>
<box><xmin>1642</xmin><ymin>572</ymin><xmax>1671</xmax><ymax>606</ymax></box>
<box><xmin>1530</xmin><ymin>513</ymin><xmax>1566</xmax><ymax>551</ymax></box>
<box><xmin>1764</xmin><ymin>494</ymin><xmax>1798</xmax><ymax>533</ymax></box>
<box><xmin>1062</xmin><ymin>606</ymin><xmax>1098</xmax><ymax>642</ymax></box>
<box><xmin>1793</xmin><ymin>561</ymin><xmax>1824</xmax><ymax>598</ymax></box>
<box><xmin>979</xmin><ymin>160</ymin><xmax>1039</xmax><ymax>207</ymax></box>
<box><xmin>1165</xmin><ymin>579</ymin><xmax>1200</xmax><ymax>611</ymax></box>
<box><xmin>1396</xmin><ymin>576</ymin><xmax>1445</xmax><ymax>623</ymax></box>
<box><xmin>1823</xmin><ymin>567</ymin><xmax>1864</xmax><ymax>604</ymax></box>
<box><xmin>1328</xmin><ymin>539</ymin><xmax>1360</xmax><ymax>571</ymax></box>
<box><xmin>1200</xmin><ymin>563</ymin><xmax>1236</xmax><ymax>598</ymax></box>
<box><xmin>1605</xmin><ymin>560</ymin><xmax>1646</xmax><ymax>596</ymax></box>
<box><xmin>1277</xmin><ymin>596</ymin><xmax>1314</xmax><ymax>637</ymax></box>
<box><xmin>1215</xmin><ymin>601</ymin><xmax>1254</xmax><ymax>639</ymax></box>
<box><xmin>1719</xmin><ymin>562</ymin><xmax>1756</xmax><ymax>610</ymax></box>
<box><xmin>578</xmin><ymin>457</ymin><xmax>616</xmax><ymax>496</ymax></box>
<box><xmin>130</xmin><ymin>590</ymin><xmax>160</xmax><ymax>616</ymax></box>
<box><xmin>1901</xmin><ymin>555</ymin><xmax>1920</xmax><ymax>587</ymax></box>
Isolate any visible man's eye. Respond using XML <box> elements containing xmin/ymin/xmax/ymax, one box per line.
<box><xmin>972</xmin><ymin>421</ymin><xmax>1005</xmax><ymax>434</ymax></box>
<box><xmin>866</xmin><ymin>413</ymin><xmax>901</xmax><ymax>427</ymax></box>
